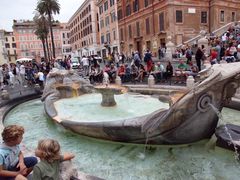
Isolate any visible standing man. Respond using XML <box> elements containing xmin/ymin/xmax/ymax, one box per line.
<box><xmin>144</xmin><ymin>50</ymin><xmax>153</xmax><ymax>73</ymax></box>
<box><xmin>81</xmin><ymin>55</ymin><xmax>89</xmax><ymax>77</ymax></box>
<box><xmin>19</xmin><ymin>63</ymin><xmax>26</xmax><ymax>86</ymax></box>
<box><xmin>195</xmin><ymin>47</ymin><xmax>204</xmax><ymax>71</ymax></box>
<box><xmin>0</xmin><ymin>65</ymin><xmax>4</xmax><ymax>90</ymax></box>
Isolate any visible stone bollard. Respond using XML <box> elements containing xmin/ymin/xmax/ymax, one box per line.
<box><xmin>235</xmin><ymin>87</ymin><xmax>240</xmax><ymax>98</ymax></box>
<box><xmin>148</xmin><ymin>75</ymin><xmax>155</xmax><ymax>87</ymax></box>
<box><xmin>1</xmin><ymin>90</ymin><xmax>10</xmax><ymax>100</ymax></box>
<box><xmin>186</xmin><ymin>76</ymin><xmax>195</xmax><ymax>89</ymax></box>
<box><xmin>115</xmin><ymin>76</ymin><xmax>122</xmax><ymax>85</ymax></box>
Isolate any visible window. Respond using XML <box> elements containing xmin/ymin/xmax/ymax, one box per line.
<box><xmin>128</xmin><ymin>25</ymin><xmax>132</xmax><ymax>39</ymax></box>
<box><xmin>126</xmin><ymin>4</ymin><xmax>131</xmax><ymax>16</ymax></box>
<box><xmin>104</xmin><ymin>1</ymin><xmax>108</xmax><ymax>11</ymax></box>
<box><xmin>63</xmin><ymin>33</ymin><xmax>65</xmax><ymax>38</ymax></box>
<box><xmin>220</xmin><ymin>10</ymin><xmax>224</xmax><ymax>22</ymax></box>
<box><xmin>201</xmin><ymin>11</ymin><xmax>207</xmax><ymax>24</ymax></box>
<box><xmin>110</xmin><ymin>0</ymin><xmax>115</xmax><ymax>7</ymax></box>
<box><xmin>144</xmin><ymin>0</ymin><xmax>149</xmax><ymax>7</ymax></box>
<box><xmin>5</xmin><ymin>37</ymin><xmax>8</xmax><ymax>42</ymax></box>
<box><xmin>232</xmin><ymin>12</ymin><xmax>236</xmax><ymax>22</ymax></box>
<box><xmin>120</xmin><ymin>28</ymin><xmax>124</xmax><ymax>41</ymax></box>
<box><xmin>176</xmin><ymin>10</ymin><xmax>183</xmax><ymax>23</ymax></box>
<box><xmin>136</xmin><ymin>21</ymin><xmax>140</xmax><ymax>37</ymax></box>
<box><xmin>5</xmin><ymin>43</ymin><xmax>10</xmax><ymax>48</ymax></box>
<box><xmin>113</xmin><ymin>30</ymin><xmax>116</xmax><ymax>40</ymax></box>
<box><xmin>12</xmin><ymin>37</ymin><xmax>15</xmax><ymax>41</ymax></box>
<box><xmin>99</xmin><ymin>5</ymin><xmax>103</xmax><ymax>14</ymax></box>
<box><xmin>100</xmin><ymin>19</ymin><xmax>104</xmax><ymax>28</ymax></box>
<box><xmin>159</xmin><ymin>12</ymin><xmax>165</xmax><ymax>31</ymax></box>
<box><xmin>111</xmin><ymin>11</ymin><xmax>116</xmax><ymax>23</ymax></box>
<box><xmin>133</xmin><ymin>0</ymin><xmax>139</xmax><ymax>12</ymax></box>
<box><xmin>12</xmin><ymin>43</ymin><xmax>16</xmax><ymax>48</ymax></box>
<box><xmin>106</xmin><ymin>32</ymin><xmax>111</xmax><ymax>42</ymax></box>
<box><xmin>145</xmin><ymin>18</ymin><xmax>150</xmax><ymax>34</ymax></box>
<box><xmin>105</xmin><ymin>16</ymin><xmax>110</xmax><ymax>26</ymax></box>
<box><xmin>101</xmin><ymin>35</ymin><xmax>105</xmax><ymax>44</ymax></box>
<box><xmin>117</xmin><ymin>9</ymin><xmax>122</xmax><ymax>20</ymax></box>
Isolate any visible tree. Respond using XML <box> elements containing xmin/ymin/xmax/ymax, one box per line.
<box><xmin>33</xmin><ymin>13</ymin><xmax>49</xmax><ymax>62</ymax></box>
<box><xmin>36</xmin><ymin>0</ymin><xmax>60</xmax><ymax>59</ymax></box>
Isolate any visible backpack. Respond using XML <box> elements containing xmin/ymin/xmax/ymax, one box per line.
<box><xmin>186</xmin><ymin>50</ymin><xmax>192</xmax><ymax>58</ymax></box>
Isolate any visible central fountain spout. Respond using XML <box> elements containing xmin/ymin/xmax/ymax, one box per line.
<box><xmin>94</xmin><ymin>85</ymin><xmax>127</xmax><ymax>107</ymax></box>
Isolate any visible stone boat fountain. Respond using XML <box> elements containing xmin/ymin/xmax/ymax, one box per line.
<box><xmin>42</xmin><ymin>63</ymin><xmax>240</xmax><ymax>146</ymax></box>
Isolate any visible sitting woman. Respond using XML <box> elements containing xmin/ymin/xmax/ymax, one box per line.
<box><xmin>89</xmin><ymin>66</ymin><xmax>97</xmax><ymax>84</ymax></box>
<box><xmin>164</xmin><ymin>61</ymin><xmax>173</xmax><ymax>82</ymax></box>
<box><xmin>118</xmin><ymin>64</ymin><xmax>126</xmax><ymax>82</ymax></box>
<box><xmin>94</xmin><ymin>64</ymin><xmax>103</xmax><ymax>83</ymax></box>
<box><xmin>130</xmin><ymin>64</ymin><xmax>138</xmax><ymax>82</ymax></box>
<box><xmin>210</xmin><ymin>48</ymin><xmax>218</xmax><ymax>65</ymax></box>
<box><xmin>135</xmin><ymin>64</ymin><xmax>146</xmax><ymax>82</ymax></box>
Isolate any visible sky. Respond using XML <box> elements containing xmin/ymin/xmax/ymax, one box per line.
<box><xmin>0</xmin><ymin>0</ymin><xmax>85</xmax><ymax>31</ymax></box>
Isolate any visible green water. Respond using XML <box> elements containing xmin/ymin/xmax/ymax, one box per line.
<box><xmin>4</xmin><ymin>100</ymin><xmax>240</xmax><ymax>180</ymax></box>
<box><xmin>54</xmin><ymin>93</ymin><xmax>169</xmax><ymax>122</ymax></box>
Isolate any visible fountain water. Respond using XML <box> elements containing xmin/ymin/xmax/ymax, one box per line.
<box><xmin>4</xmin><ymin>99</ymin><xmax>240</xmax><ymax>179</ymax></box>
<box><xmin>209</xmin><ymin>103</ymin><xmax>240</xmax><ymax>160</ymax></box>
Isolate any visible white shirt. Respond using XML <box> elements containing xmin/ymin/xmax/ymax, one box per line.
<box><xmin>19</xmin><ymin>65</ymin><xmax>25</xmax><ymax>75</ymax></box>
<box><xmin>81</xmin><ymin>57</ymin><xmax>89</xmax><ymax>66</ymax></box>
<box><xmin>38</xmin><ymin>72</ymin><xmax>44</xmax><ymax>81</ymax></box>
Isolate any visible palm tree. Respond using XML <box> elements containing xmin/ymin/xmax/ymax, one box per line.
<box><xmin>36</xmin><ymin>0</ymin><xmax>60</xmax><ymax>59</ymax></box>
<box><xmin>34</xmin><ymin>14</ymin><xmax>50</xmax><ymax>62</ymax></box>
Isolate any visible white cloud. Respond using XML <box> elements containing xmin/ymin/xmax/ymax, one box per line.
<box><xmin>0</xmin><ymin>0</ymin><xmax>84</xmax><ymax>31</ymax></box>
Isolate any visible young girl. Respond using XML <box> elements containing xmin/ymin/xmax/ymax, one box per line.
<box><xmin>16</xmin><ymin>139</ymin><xmax>75</xmax><ymax>180</ymax></box>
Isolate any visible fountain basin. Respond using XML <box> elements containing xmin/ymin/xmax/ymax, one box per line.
<box><xmin>4</xmin><ymin>100</ymin><xmax>240</xmax><ymax>180</ymax></box>
<box><xmin>53</xmin><ymin>93</ymin><xmax>169</xmax><ymax>143</ymax></box>
<box><xmin>43</xmin><ymin>64</ymin><xmax>240</xmax><ymax>145</ymax></box>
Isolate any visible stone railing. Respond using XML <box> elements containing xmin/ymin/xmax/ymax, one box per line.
<box><xmin>176</xmin><ymin>21</ymin><xmax>240</xmax><ymax>48</ymax></box>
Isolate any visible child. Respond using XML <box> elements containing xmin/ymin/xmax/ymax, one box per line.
<box><xmin>0</xmin><ymin>125</ymin><xmax>37</xmax><ymax>179</ymax></box>
<box><xmin>17</xmin><ymin>139</ymin><xmax>75</xmax><ymax>180</ymax></box>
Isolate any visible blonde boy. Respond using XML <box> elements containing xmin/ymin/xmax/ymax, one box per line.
<box><xmin>0</xmin><ymin>125</ymin><xmax>37</xmax><ymax>179</ymax></box>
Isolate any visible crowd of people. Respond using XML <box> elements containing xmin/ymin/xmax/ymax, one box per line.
<box><xmin>0</xmin><ymin>61</ymin><xmax>49</xmax><ymax>91</ymax></box>
<box><xmin>1</xmin><ymin>24</ymin><xmax>240</xmax><ymax>92</ymax></box>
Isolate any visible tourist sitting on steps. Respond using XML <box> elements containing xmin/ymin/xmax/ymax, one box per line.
<box><xmin>174</xmin><ymin>59</ymin><xmax>188</xmax><ymax>84</ymax></box>
<box><xmin>164</xmin><ymin>61</ymin><xmax>173</xmax><ymax>83</ymax></box>
<box><xmin>151</xmin><ymin>62</ymin><xmax>165</xmax><ymax>83</ymax></box>
<box><xmin>118</xmin><ymin>64</ymin><xmax>126</xmax><ymax>82</ymax></box>
<box><xmin>135</xmin><ymin>64</ymin><xmax>146</xmax><ymax>83</ymax></box>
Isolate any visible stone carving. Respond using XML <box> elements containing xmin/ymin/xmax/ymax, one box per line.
<box><xmin>42</xmin><ymin>63</ymin><xmax>240</xmax><ymax>145</ymax></box>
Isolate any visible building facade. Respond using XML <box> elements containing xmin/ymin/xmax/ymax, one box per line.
<box><xmin>13</xmin><ymin>20</ymin><xmax>63</xmax><ymax>61</ymax></box>
<box><xmin>4</xmin><ymin>31</ymin><xmax>17</xmax><ymax>63</ymax></box>
<box><xmin>117</xmin><ymin>0</ymin><xmax>240</xmax><ymax>57</ymax></box>
<box><xmin>68</xmin><ymin>0</ymin><xmax>99</xmax><ymax>58</ymax></box>
<box><xmin>0</xmin><ymin>30</ymin><xmax>7</xmax><ymax>65</ymax></box>
<box><xmin>60</xmin><ymin>23</ymin><xmax>71</xmax><ymax>59</ymax></box>
<box><xmin>96</xmin><ymin>0</ymin><xmax>120</xmax><ymax>58</ymax></box>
